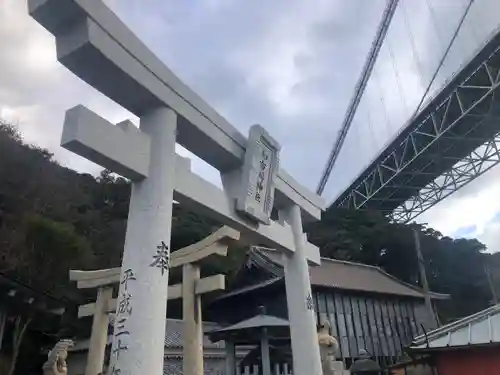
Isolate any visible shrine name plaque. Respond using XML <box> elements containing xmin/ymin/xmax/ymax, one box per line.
<box><xmin>236</xmin><ymin>124</ymin><xmax>280</xmax><ymax>225</ymax></box>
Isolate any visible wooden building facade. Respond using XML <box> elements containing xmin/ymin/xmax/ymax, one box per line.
<box><xmin>208</xmin><ymin>248</ymin><xmax>449</xmax><ymax>369</ymax></box>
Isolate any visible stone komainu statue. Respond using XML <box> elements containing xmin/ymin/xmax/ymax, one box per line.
<box><xmin>318</xmin><ymin>320</ymin><xmax>339</xmax><ymax>375</ymax></box>
<box><xmin>42</xmin><ymin>339</ymin><xmax>74</xmax><ymax>375</ymax></box>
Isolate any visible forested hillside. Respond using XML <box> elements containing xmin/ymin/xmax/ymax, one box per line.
<box><xmin>0</xmin><ymin>121</ymin><xmax>219</xmax><ymax>302</ymax></box>
<box><xmin>0</xmin><ymin>121</ymin><xmax>497</xmax><ymax>323</ymax></box>
<box><xmin>307</xmin><ymin>208</ymin><xmax>496</xmax><ymax>321</ymax></box>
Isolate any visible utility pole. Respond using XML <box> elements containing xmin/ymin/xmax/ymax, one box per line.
<box><xmin>413</xmin><ymin>229</ymin><xmax>437</xmax><ymax>326</ymax></box>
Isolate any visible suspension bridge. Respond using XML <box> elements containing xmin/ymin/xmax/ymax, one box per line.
<box><xmin>319</xmin><ymin>0</ymin><xmax>500</xmax><ymax>223</ymax></box>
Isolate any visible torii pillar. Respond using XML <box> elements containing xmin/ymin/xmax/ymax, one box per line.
<box><xmin>58</xmin><ymin>108</ymin><xmax>177</xmax><ymax>375</ymax></box>
<box><xmin>171</xmin><ymin>226</ymin><xmax>240</xmax><ymax>375</ymax></box>
<box><xmin>115</xmin><ymin>108</ymin><xmax>176</xmax><ymax>375</ymax></box>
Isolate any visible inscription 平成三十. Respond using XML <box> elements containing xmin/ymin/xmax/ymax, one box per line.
<box><xmin>111</xmin><ymin>268</ymin><xmax>137</xmax><ymax>371</ymax></box>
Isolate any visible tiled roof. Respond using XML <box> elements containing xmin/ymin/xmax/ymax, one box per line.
<box><xmin>208</xmin><ymin>312</ymin><xmax>290</xmax><ymax>344</ymax></box>
<box><xmin>212</xmin><ymin>314</ymin><xmax>289</xmax><ymax>331</ymax></box>
<box><xmin>164</xmin><ymin>319</ymin><xmax>224</xmax><ymax>349</ymax></box>
<box><xmin>251</xmin><ymin>247</ymin><xmax>449</xmax><ymax>299</ymax></box>
<box><xmin>71</xmin><ymin>318</ymin><xmax>225</xmax><ymax>352</ymax></box>
<box><xmin>410</xmin><ymin>304</ymin><xmax>500</xmax><ymax>351</ymax></box>
<box><xmin>213</xmin><ymin>277</ymin><xmax>281</xmax><ymax>300</ymax></box>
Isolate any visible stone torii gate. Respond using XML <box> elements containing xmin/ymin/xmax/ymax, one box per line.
<box><xmin>28</xmin><ymin>1</ymin><xmax>326</xmax><ymax>375</ymax></box>
<box><xmin>71</xmin><ymin>226</ymin><xmax>240</xmax><ymax>375</ymax></box>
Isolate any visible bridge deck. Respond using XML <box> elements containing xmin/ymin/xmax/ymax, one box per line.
<box><xmin>333</xmin><ymin>28</ymin><xmax>500</xmax><ymax>222</ymax></box>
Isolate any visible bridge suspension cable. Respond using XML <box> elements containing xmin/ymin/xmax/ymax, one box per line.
<box><xmin>410</xmin><ymin>0</ymin><xmax>476</xmax><ymax>120</ymax></box>
<box><xmin>316</xmin><ymin>0</ymin><xmax>400</xmax><ymax>196</ymax></box>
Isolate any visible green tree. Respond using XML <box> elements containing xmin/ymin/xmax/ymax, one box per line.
<box><xmin>0</xmin><ymin>214</ymin><xmax>93</xmax><ymax>375</ymax></box>
<box><xmin>0</xmin><ymin>120</ymin><xmax>494</xmax><ymax>332</ymax></box>
<box><xmin>307</xmin><ymin>208</ymin><xmax>492</xmax><ymax>321</ymax></box>
<box><xmin>22</xmin><ymin>215</ymin><xmax>94</xmax><ymax>292</ymax></box>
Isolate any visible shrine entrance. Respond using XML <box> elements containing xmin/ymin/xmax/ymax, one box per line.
<box><xmin>28</xmin><ymin>1</ymin><xmax>326</xmax><ymax>373</ymax></box>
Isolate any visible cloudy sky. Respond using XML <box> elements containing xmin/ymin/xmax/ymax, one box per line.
<box><xmin>1</xmin><ymin>0</ymin><xmax>500</xmax><ymax>251</ymax></box>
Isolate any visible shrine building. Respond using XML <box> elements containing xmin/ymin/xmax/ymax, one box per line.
<box><xmin>207</xmin><ymin>247</ymin><xmax>449</xmax><ymax>369</ymax></box>
<box><xmin>66</xmin><ymin>247</ymin><xmax>449</xmax><ymax>374</ymax></box>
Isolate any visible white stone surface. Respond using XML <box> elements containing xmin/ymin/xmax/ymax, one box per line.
<box><xmin>61</xmin><ymin>105</ymin><xmax>322</xmax><ymax>265</ymax></box>
<box><xmin>85</xmin><ymin>286</ymin><xmax>112</xmax><ymax>375</ymax></box>
<box><xmin>62</xmin><ymin>105</ymin><xmax>150</xmax><ymax>180</ymax></box>
<box><xmin>26</xmin><ymin>1</ymin><xmax>328</xmax><ymax>373</ymax></box>
<box><xmin>282</xmin><ymin>204</ymin><xmax>322</xmax><ymax>375</ymax></box>
<box><xmin>236</xmin><ymin>124</ymin><xmax>280</xmax><ymax>225</ymax></box>
<box><xmin>28</xmin><ymin>0</ymin><xmax>325</xmax><ymax>222</ymax></box>
<box><xmin>108</xmin><ymin>108</ymin><xmax>177</xmax><ymax>375</ymax></box>
<box><xmin>330</xmin><ymin>362</ymin><xmax>350</xmax><ymax>375</ymax></box>
<box><xmin>182</xmin><ymin>263</ymin><xmax>203</xmax><ymax>375</ymax></box>
<box><xmin>332</xmin><ymin>361</ymin><xmax>345</xmax><ymax>371</ymax></box>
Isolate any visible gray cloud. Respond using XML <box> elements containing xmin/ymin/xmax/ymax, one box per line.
<box><xmin>106</xmin><ymin>0</ymin><xmax>388</xmax><ymax>192</ymax></box>
<box><xmin>2</xmin><ymin>0</ymin><xmax>500</xmax><ymax>248</ymax></box>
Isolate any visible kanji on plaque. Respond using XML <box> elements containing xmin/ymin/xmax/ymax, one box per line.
<box><xmin>235</xmin><ymin>124</ymin><xmax>280</xmax><ymax>225</ymax></box>
<box><xmin>255</xmin><ymin>149</ymin><xmax>269</xmax><ymax>203</ymax></box>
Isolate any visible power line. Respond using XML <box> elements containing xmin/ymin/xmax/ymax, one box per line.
<box><xmin>316</xmin><ymin>0</ymin><xmax>400</xmax><ymax>195</ymax></box>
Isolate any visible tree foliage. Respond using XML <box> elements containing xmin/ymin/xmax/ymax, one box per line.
<box><xmin>0</xmin><ymin>121</ymin><xmax>497</xmax><ymax>328</ymax></box>
<box><xmin>306</xmin><ymin>208</ymin><xmax>493</xmax><ymax>321</ymax></box>
<box><xmin>0</xmin><ymin>122</ymin><xmax>218</xmax><ymax>296</ymax></box>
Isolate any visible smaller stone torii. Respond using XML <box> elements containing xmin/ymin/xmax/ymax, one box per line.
<box><xmin>69</xmin><ymin>226</ymin><xmax>240</xmax><ymax>375</ymax></box>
